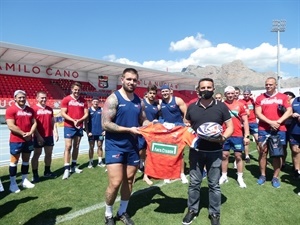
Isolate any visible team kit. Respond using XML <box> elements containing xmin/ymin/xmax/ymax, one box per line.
<box><xmin>3</xmin><ymin>69</ymin><xmax>300</xmax><ymax>225</ymax></box>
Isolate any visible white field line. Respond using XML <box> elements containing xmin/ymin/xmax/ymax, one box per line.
<box><xmin>54</xmin><ymin>180</ymin><xmax>173</xmax><ymax>224</ymax></box>
<box><xmin>54</xmin><ymin>149</ymin><xmax>259</xmax><ymax>224</ymax></box>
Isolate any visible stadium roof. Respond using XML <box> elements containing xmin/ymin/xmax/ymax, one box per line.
<box><xmin>0</xmin><ymin>42</ymin><xmax>199</xmax><ymax>89</ymax></box>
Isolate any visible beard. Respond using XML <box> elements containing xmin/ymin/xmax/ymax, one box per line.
<box><xmin>123</xmin><ymin>84</ymin><xmax>135</xmax><ymax>93</ymax></box>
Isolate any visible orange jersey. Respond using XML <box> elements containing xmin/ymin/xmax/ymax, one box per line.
<box><xmin>139</xmin><ymin>122</ymin><xmax>197</xmax><ymax>179</ymax></box>
<box><xmin>224</xmin><ymin>100</ymin><xmax>247</xmax><ymax>137</ymax></box>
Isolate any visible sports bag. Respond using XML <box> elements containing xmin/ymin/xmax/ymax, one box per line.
<box><xmin>267</xmin><ymin>133</ymin><xmax>283</xmax><ymax>158</ymax></box>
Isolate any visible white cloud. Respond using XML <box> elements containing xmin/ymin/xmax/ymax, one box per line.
<box><xmin>169</xmin><ymin>33</ymin><xmax>211</xmax><ymax>51</ymax></box>
<box><xmin>106</xmin><ymin>33</ymin><xmax>300</xmax><ymax>76</ymax></box>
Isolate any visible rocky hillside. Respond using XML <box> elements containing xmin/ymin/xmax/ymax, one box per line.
<box><xmin>181</xmin><ymin>60</ymin><xmax>299</xmax><ymax>91</ymax></box>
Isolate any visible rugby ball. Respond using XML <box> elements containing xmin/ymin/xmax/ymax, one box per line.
<box><xmin>197</xmin><ymin>122</ymin><xmax>223</xmax><ymax>140</ymax></box>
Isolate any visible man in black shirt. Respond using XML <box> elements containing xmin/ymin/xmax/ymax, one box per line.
<box><xmin>182</xmin><ymin>78</ymin><xmax>233</xmax><ymax>225</ymax></box>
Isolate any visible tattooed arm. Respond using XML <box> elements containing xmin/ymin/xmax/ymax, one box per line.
<box><xmin>101</xmin><ymin>93</ymin><xmax>140</xmax><ymax>134</ymax></box>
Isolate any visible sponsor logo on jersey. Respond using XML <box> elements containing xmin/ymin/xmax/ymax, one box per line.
<box><xmin>17</xmin><ymin>111</ymin><xmax>32</xmax><ymax>116</ymax></box>
<box><xmin>151</xmin><ymin>142</ymin><xmax>178</xmax><ymax>155</ymax></box>
<box><xmin>36</xmin><ymin>109</ymin><xmax>52</xmax><ymax>115</ymax></box>
<box><xmin>69</xmin><ymin>100</ymin><xmax>84</xmax><ymax>107</ymax></box>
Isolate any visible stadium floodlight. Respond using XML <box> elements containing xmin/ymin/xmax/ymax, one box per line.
<box><xmin>271</xmin><ymin>19</ymin><xmax>286</xmax><ymax>91</ymax></box>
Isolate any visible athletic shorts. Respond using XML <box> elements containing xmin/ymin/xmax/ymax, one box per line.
<box><xmin>290</xmin><ymin>134</ymin><xmax>300</xmax><ymax>146</ymax></box>
<box><xmin>223</xmin><ymin>137</ymin><xmax>244</xmax><ymax>152</ymax></box>
<box><xmin>64</xmin><ymin>127</ymin><xmax>83</xmax><ymax>139</ymax></box>
<box><xmin>10</xmin><ymin>141</ymin><xmax>34</xmax><ymax>155</ymax></box>
<box><xmin>88</xmin><ymin>135</ymin><xmax>104</xmax><ymax>142</ymax></box>
<box><xmin>105</xmin><ymin>150</ymin><xmax>140</xmax><ymax>166</ymax></box>
<box><xmin>138</xmin><ymin>135</ymin><xmax>146</xmax><ymax>150</ymax></box>
<box><xmin>34</xmin><ymin>136</ymin><xmax>54</xmax><ymax>148</ymax></box>
<box><xmin>258</xmin><ymin>130</ymin><xmax>286</xmax><ymax>145</ymax></box>
<box><xmin>249</xmin><ymin>123</ymin><xmax>258</xmax><ymax>135</ymax></box>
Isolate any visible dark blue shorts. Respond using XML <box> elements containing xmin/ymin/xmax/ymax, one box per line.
<box><xmin>105</xmin><ymin>150</ymin><xmax>140</xmax><ymax>166</ymax></box>
<box><xmin>249</xmin><ymin>123</ymin><xmax>258</xmax><ymax>135</ymax></box>
<box><xmin>258</xmin><ymin>130</ymin><xmax>286</xmax><ymax>145</ymax></box>
<box><xmin>138</xmin><ymin>135</ymin><xmax>146</xmax><ymax>150</ymax></box>
<box><xmin>290</xmin><ymin>134</ymin><xmax>300</xmax><ymax>146</ymax></box>
<box><xmin>10</xmin><ymin>141</ymin><xmax>34</xmax><ymax>155</ymax></box>
<box><xmin>88</xmin><ymin>135</ymin><xmax>104</xmax><ymax>142</ymax></box>
<box><xmin>223</xmin><ymin>137</ymin><xmax>244</xmax><ymax>152</ymax></box>
<box><xmin>34</xmin><ymin>136</ymin><xmax>54</xmax><ymax>148</ymax></box>
<box><xmin>64</xmin><ymin>127</ymin><xmax>83</xmax><ymax>139</ymax></box>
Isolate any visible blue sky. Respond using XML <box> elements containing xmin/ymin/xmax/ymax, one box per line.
<box><xmin>0</xmin><ymin>0</ymin><xmax>299</xmax><ymax>79</ymax></box>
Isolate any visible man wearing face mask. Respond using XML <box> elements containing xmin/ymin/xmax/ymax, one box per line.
<box><xmin>182</xmin><ymin>78</ymin><xmax>233</xmax><ymax>225</ymax></box>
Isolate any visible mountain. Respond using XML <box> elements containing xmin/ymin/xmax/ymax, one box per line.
<box><xmin>180</xmin><ymin>60</ymin><xmax>299</xmax><ymax>92</ymax></box>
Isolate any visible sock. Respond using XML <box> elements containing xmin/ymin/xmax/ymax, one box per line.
<box><xmin>98</xmin><ymin>157</ymin><xmax>102</xmax><ymax>163</ymax></box>
<box><xmin>64</xmin><ymin>163</ymin><xmax>70</xmax><ymax>170</ymax></box>
<box><xmin>245</xmin><ymin>155</ymin><xmax>249</xmax><ymax>159</ymax></box>
<box><xmin>21</xmin><ymin>162</ymin><xmax>29</xmax><ymax>175</ymax></box>
<box><xmin>32</xmin><ymin>169</ymin><xmax>38</xmax><ymax>176</ymax></box>
<box><xmin>71</xmin><ymin>160</ymin><xmax>77</xmax><ymax>168</ymax></box>
<box><xmin>89</xmin><ymin>159</ymin><xmax>93</xmax><ymax>163</ymax></box>
<box><xmin>117</xmin><ymin>200</ymin><xmax>129</xmax><ymax>216</ymax></box>
<box><xmin>237</xmin><ymin>172</ymin><xmax>243</xmax><ymax>179</ymax></box>
<box><xmin>105</xmin><ymin>204</ymin><xmax>113</xmax><ymax>218</ymax></box>
<box><xmin>22</xmin><ymin>174</ymin><xmax>28</xmax><ymax>181</ymax></box>
<box><xmin>9</xmin><ymin>163</ymin><xmax>17</xmax><ymax>177</ymax></box>
<box><xmin>139</xmin><ymin>160</ymin><xmax>144</xmax><ymax>168</ymax></box>
<box><xmin>45</xmin><ymin>166</ymin><xmax>50</xmax><ymax>174</ymax></box>
<box><xmin>10</xmin><ymin>176</ymin><xmax>17</xmax><ymax>184</ymax></box>
<box><xmin>222</xmin><ymin>172</ymin><xmax>227</xmax><ymax>177</ymax></box>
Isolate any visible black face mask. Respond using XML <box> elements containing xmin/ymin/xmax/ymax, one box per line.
<box><xmin>199</xmin><ymin>90</ymin><xmax>214</xmax><ymax>99</ymax></box>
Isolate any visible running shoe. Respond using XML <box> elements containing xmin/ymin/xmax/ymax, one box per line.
<box><xmin>257</xmin><ymin>175</ymin><xmax>266</xmax><ymax>185</ymax></box>
<box><xmin>182</xmin><ymin>210</ymin><xmax>197</xmax><ymax>225</ymax></box>
<box><xmin>22</xmin><ymin>178</ymin><xmax>35</xmax><ymax>189</ymax></box>
<box><xmin>272</xmin><ymin>177</ymin><xmax>280</xmax><ymax>188</ymax></box>
<box><xmin>116</xmin><ymin>212</ymin><xmax>134</xmax><ymax>225</ymax></box>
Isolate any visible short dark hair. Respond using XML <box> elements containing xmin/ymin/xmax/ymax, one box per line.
<box><xmin>147</xmin><ymin>84</ymin><xmax>158</xmax><ymax>92</ymax></box>
<box><xmin>197</xmin><ymin>78</ymin><xmax>214</xmax><ymax>89</ymax></box>
<box><xmin>122</xmin><ymin>68</ymin><xmax>139</xmax><ymax>79</ymax></box>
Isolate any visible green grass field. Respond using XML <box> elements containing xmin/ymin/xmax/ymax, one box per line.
<box><xmin>1</xmin><ymin>143</ymin><xmax>300</xmax><ymax>225</ymax></box>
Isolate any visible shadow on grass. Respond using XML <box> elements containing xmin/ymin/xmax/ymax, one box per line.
<box><xmin>23</xmin><ymin>207</ymin><xmax>72</xmax><ymax>225</ymax></box>
<box><xmin>128</xmin><ymin>186</ymin><xmax>186</xmax><ymax>216</ymax></box>
<box><xmin>0</xmin><ymin>196</ymin><xmax>38</xmax><ymax>219</ymax></box>
<box><xmin>128</xmin><ymin>186</ymin><xmax>227</xmax><ymax>217</ymax></box>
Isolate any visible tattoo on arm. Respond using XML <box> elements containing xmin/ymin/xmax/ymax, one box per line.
<box><xmin>102</xmin><ymin>94</ymin><xmax>120</xmax><ymax>132</ymax></box>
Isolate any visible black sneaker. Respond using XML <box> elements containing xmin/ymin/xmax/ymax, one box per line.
<box><xmin>44</xmin><ymin>171</ymin><xmax>57</xmax><ymax>179</ymax></box>
<box><xmin>182</xmin><ymin>210</ymin><xmax>197</xmax><ymax>225</ymax></box>
<box><xmin>293</xmin><ymin>170</ymin><xmax>300</xmax><ymax>179</ymax></box>
<box><xmin>32</xmin><ymin>175</ymin><xmax>40</xmax><ymax>183</ymax></box>
<box><xmin>209</xmin><ymin>214</ymin><xmax>220</xmax><ymax>225</ymax></box>
<box><xmin>245</xmin><ymin>157</ymin><xmax>250</xmax><ymax>164</ymax></box>
<box><xmin>116</xmin><ymin>212</ymin><xmax>134</xmax><ymax>225</ymax></box>
<box><xmin>105</xmin><ymin>216</ymin><xmax>115</xmax><ymax>225</ymax></box>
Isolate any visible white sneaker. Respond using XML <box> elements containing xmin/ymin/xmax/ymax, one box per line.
<box><xmin>98</xmin><ymin>162</ymin><xmax>105</xmax><ymax>168</ymax></box>
<box><xmin>71</xmin><ymin>167</ymin><xmax>83</xmax><ymax>173</ymax></box>
<box><xmin>88</xmin><ymin>162</ymin><xmax>93</xmax><ymax>169</ymax></box>
<box><xmin>181</xmin><ymin>173</ymin><xmax>188</xmax><ymax>184</ymax></box>
<box><xmin>219</xmin><ymin>176</ymin><xmax>229</xmax><ymax>185</ymax></box>
<box><xmin>164</xmin><ymin>179</ymin><xmax>171</xmax><ymax>183</ymax></box>
<box><xmin>9</xmin><ymin>183</ymin><xmax>20</xmax><ymax>193</ymax></box>
<box><xmin>62</xmin><ymin>169</ymin><xmax>70</xmax><ymax>180</ymax></box>
<box><xmin>0</xmin><ymin>181</ymin><xmax>4</xmax><ymax>192</ymax></box>
<box><xmin>22</xmin><ymin>178</ymin><xmax>35</xmax><ymax>189</ymax></box>
<box><xmin>237</xmin><ymin>178</ymin><xmax>247</xmax><ymax>188</ymax></box>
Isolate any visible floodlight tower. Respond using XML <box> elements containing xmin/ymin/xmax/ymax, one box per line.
<box><xmin>271</xmin><ymin>19</ymin><xmax>286</xmax><ymax>91</ymax></box>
